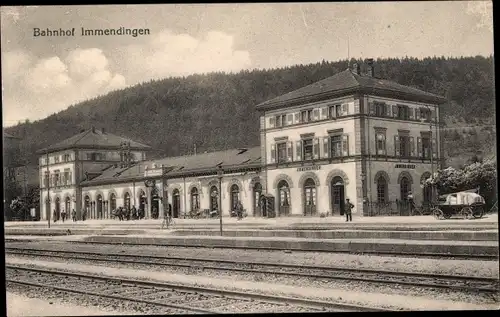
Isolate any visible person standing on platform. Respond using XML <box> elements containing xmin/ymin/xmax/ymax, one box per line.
<box><xmin>61</xmin><ymin>208</ymin><xmax>66</xmax><ymax>222</ymax></box>
<box><xmin>344</xmin><ymin>198</ymin><xmax>354</xmax><ymax>222</ymax></box>
<box><xmin>53</xmin><ymin>209</ymin><xmax>57</xmax><ymax>223</ymax></box>
<box><xmin>72</xmin><ymin>209</ymin><xmax>77</xmax><ymax>222</ymax></box>
<box><xmin>407</xmin><ymin>191</ymin><xmax>415</xmax><ymax>215</ymax></box>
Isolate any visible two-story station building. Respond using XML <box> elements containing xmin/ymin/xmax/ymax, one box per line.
<box><xmin>39</xmin><ymin>61</ymin><xmax>446</xmax><ymax>221</ymax></box>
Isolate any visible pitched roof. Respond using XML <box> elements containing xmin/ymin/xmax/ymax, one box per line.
<box><xmin>36</xmin><ymin>127</ymin><xmax>151</xmax><ymax>154</ymax></box>
<box><xmin>80</xmin><ymin>146</ymin><xmax>261</xmax><ymax>185</ymax></box>
<box><xmin>256</xmin><ymin>69</ymin><xmax>447</xmax><ymax>110</ymax></box>
<box><xmin>4</xmin><ymin>131</ymin><xmax>21</xmax><ymax>139</ymax></box>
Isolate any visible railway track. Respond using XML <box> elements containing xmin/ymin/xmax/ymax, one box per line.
<box><xmin>7</xmin><ymin>247</ymin><xmax>499</xmax><ymax>294</ymax></box>
<box><xmin>6</xmin><ymin>265</ymin><xmax>382</xmax><ymax>313</ymax></box>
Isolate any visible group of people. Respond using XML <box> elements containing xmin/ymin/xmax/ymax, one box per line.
<box><xmin>52</xmin><ymin>208</ymin><xmax>78</xmax><ymax>222</ymax></box>
<box><xmin>111</xmin><ymin>206</ymin><xmax>148</xmax><ymax>221</ymax></box>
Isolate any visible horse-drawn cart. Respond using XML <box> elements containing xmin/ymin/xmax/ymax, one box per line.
<box><xmin>432</xmin><ymin>189</ymin><xmax>485</xmax><ymax>220</ymax></box>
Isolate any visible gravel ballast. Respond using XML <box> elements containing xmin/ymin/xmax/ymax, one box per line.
<box><xmin>6</xmin><ymin>257</ymin><xmax>498</xmax><ymax>311</ymax></box>
<box><xmin>10</xmin><ymin>253</ymin><xmax>499</xmax><ymax>306</ymax></box>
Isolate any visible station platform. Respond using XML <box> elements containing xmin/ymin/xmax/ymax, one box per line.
<box><xmin>6</xmin><ymin>232</ymin><xmax>498</xmax><ymax>257</ymax></box>
<box><xmin>5</xmin><ymin>214</ymin><xmax>498</xmax><ymax>230</ymax></box>
<box><xmin>170</xmin><ymin>229</ymin><xmax>499</xmax><ymax>241</ymax></box>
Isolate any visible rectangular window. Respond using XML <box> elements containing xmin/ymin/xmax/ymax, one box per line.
<box><xmin>398</xmin><ymin>105</ymin><xmax>409</xmax><ymax>120</ymax></box>
<box><xmin>375</xmin><ymin>102</ymin><xmax>386</xmax><ymax>117</ymax></box>
<box><xmin>54</xmin><ymin>170</ymin><xmax>60</xmax><ymax>187</ymax></box>
<box><xmin>330</xmin><ymin>135</ymin><xmax>342</xmax><ymax>157</ymax></box>
<box><xmin>64</xmin><ymin>169</ymin><xmax>70</xmax><ymax>185</ymax></box>
<box><xmin>54</xmin><ymin>155</ymin><xmax>60</xmax><ymax>163</ymax></box>
<box><xmin>399</xmin><ymin>135</ymin><xmax>411</xmax><ymax>158</ymax></box>
<box><xmin>276</xmin><ymin>142</ymin><xmax>287</xmax><ymax>163</ymax></box>
<box><xmin>275</xmin><ymin>114</ymin><xmax>286</xmax><ymax>127</ymax></box>
<box><xmin>420</xmin><ymin>108</ymin><xmax>431</xmax><ymax>122</ymax></box>
<box><xmin>300</xmin><ymin>109</ymin><xmax>313</xmax><ymax>123</ymax></box>
<box><xmin>43</xmin><ymin>171</ymin><xmax>49</xmax><ymax>188</ymax></box>
<box><xmin>63</xmin><ymin>154</ymin><xmax>71</xmax><ymax>162</ymax></box>
<box><xmin>335</xmin><ymin>104</ymin><xmax>342</xmax><ymax>117</ymax></box>
<box><xmin>375</xmin><ymin>132</ymin><xmax>386</xmax><ymax>155</ymax></box>
<box><xmin>422</xmin><ymin>137</ymin><xmax>431</xmax><ymax>159</ymax></box>
<box><xmin>302</xmin><ymin>139</ymin><xmax>314</xmax><ymax>160</ymax></box>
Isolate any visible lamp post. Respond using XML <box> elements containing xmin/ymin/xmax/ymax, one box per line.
<box><xmin>217</xmin><ymin>166</ymin><xmax>224</xmax><ymax>236</ymax></box>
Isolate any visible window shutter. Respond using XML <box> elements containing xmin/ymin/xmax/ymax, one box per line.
<box><xmin>62</xmin><ymin>174</ymin><xmax>66</xmax><ymax>185</ymax></box>
<box><xmin>416</xmin><ymin>108</ymin><xmax>421</xmax><ymax>120</ymax></box>
<box><xmin>409</xmin><ymin>108</ymin><xmax>415</xmax><ymax>120</ymax></box>
<box><xmin>417</xmin><ymin>137</ymin><xmax>422</xmax><ymax>158</ymax></box>
<box><xmin>270</xmin><ymin>144</ymin><xmax>276</xmax><ymax>163</ymax></box>
<box><xmin>410</xmin><ymin>136</ymin><xmax>415</xmax><ymax>157</ymax></box>
<box><xmin>295</xmin><ymin>141</ymin><xmax>302</xmax><ymax>161</ymax></box>
<box><xmin>432</xmin><ymin>138</ymin><xmax>437</xmax><ymax>158</ymax></box>
<box><xmin>369</xmin><ymin>102</ymin><xmax>376</xmax><ymax>115</ymax></box>
<box><xmin>286</xmin><ymin>114</ymin><xmax>293</xmax><ymax>125</ymax></box>
<box><xmin>342</xmin><ymin>134</ymin><xmax>349</xmax><ymax>156</ymax></box>
<box><xmin>287</xmin><ymin>142</ymin><xmax>293</xmax><ymax>162</ymax></box>
<box><xmin>313</xmin><ymin>138</ymin><xmax>320</xmax><ymax>159</ymax></box>
<box><xmin>376</xmin><ymin>133</ymin><xmax>382</xmax><ymax>155</ymax></box>
<box><xmin>294</xmin><ymin>112</ymin><xmax>300</xmax><ymax>124</ymax></box>
<box><xmin>430</xmin><ymin>109</ymin><xmax>436</xmax><ymax>122</ymax></box>
<box><xmin>394</xmin><ymin>135</ymin><xmax>400</xmax><ymax>157</ymax></box>
<box><xmin>269</xmin><ymin>117</ymin><xmax>275</xmax><ymax>128</ymax></box>
<box><xmin>321</xmin><ymin>107</ymin><xmax>328</xmax><ymax>120</ymax></box>
<box><xmin>342</xmin><ymin>103</ymin><xmax>348</xmax><ymax>115</ymax></box>
<box><xmin>392</xmin><ymin>105</ymin><xmax>398</xmax><ymax>118</ymax></box>
<box><xmin>353</xmin><ymin>100</ymin><xmax>360</xmax><ymax>113</ymax></box>
<box><xmin>323</xmin><ymin>137</ymin><xmax>330</xmax><ymax>158</ymax></box>
<box><xmin>313</xmin><ymin>109</ymin><xmax>320</xmax><ymax>121</ymax></box>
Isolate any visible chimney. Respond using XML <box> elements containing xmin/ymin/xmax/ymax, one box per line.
<box><xmin>366</xmin><ymin>58</ymin><xmax>374</xmax><ymax>77</ymax></box>
<box><xmin>91</xmin><ymin>126</ymin><xmax>96</xmax><ymax>133</ymax></box>
<box><xmin>102</xmin><ymin>128</ymin><xmax>105</xmax><ymax>134</ymax></box>
<box><xmin>351</xmin><ymin>62</ymin><xmax>361</xmax><ymax>75</ymax></box>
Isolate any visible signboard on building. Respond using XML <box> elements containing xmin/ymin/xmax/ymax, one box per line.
<box><xmin>395</xmin><ymin>164</ymin><xmax>416</xmax><ymax>169</ymax></box>
<box><xmin>297</xmin><ymin>165</ymin><xmax>321</xmax><ymax>172</ymax></box>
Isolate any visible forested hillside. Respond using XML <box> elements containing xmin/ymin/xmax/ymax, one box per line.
<box><xmin>5</xmin><ymin>56</ymin><xmax>495</xmax><ymax>168</ymax></box>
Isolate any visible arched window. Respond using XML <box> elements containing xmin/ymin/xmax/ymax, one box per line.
<box><xmin>230</xmin><ymin>184</ymin><xmax>240</xmax><ymax>210</ymax></box>
<box><xmin>172</xmin><ymin>189</ymin><xmax>181</xmax><ymax>218</ymax></box>
<box><xmin>278</xmin><ymin>180</ymin><xmax>290</xmax><ymax>216</ymax></box>
<box><xmin>110</xmin><ymin>193</ymin><xmax>117</xmax><ymax>211</ymax></box>
<box><xmin>376</xmin><ymin>176</ymin><xmax>387</xmax><ymax>203</ymax></box>
<box><xmin>84</xmin><ymin>195</ymin><xmax>90</xmax><ymax>218</ymax></box>
<box><xmin>253</xmin><ymin>183</ymin><xmax>262</xmax><ymax>216</ymax></box>
<box><xmin>96</xmin><ymin>194</ymin><xmax>103</xmax><ymax>219</ymax></box>
<box><xmin>210</xmin><ymin>186</ymin><xmax>219</xmax><ymax>211</ymax></box>
<box><xmin>303</xmin><ymin>178</ymin><xmax>317</xmax><ymax>216</ymax></box>
<box><xmin>190</xmin><ymin>187</ymin><xmax>200</xmax><ymax>211</ymax></box>
<box><xmin>65</xmin><ymin>196</ymin><xmax>71</xmax><ymax>214</ymax></box>
<box><xmin>400</xmin><ymin>177</ymin><xmax>411</xmax><ymax>201</ymax></box>
<box><xmin>124</xmin><ymin>192</ymin><xmax>130</xmax><ymax>210</ymax></box>
<box><xmin>331</xmin><ymin>176</ymin><xmax>345</xmax><ymax>215</ymax></box>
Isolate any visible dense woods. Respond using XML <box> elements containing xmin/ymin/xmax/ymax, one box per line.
<box><xmin>5</xmin><ymin>56</ymin><xmax>495</xmax><ymax>168</ymax></box>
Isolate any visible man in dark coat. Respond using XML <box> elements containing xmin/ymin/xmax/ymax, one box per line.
<box><xmin>344</xmin><ymin>198</ymin><xmax>354</xmax><ymax>222</ymax></box>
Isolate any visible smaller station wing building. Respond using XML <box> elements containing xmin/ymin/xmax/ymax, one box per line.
<box><xmin>39</xmin><ymin>61</ymin><xmax>446</xmax><ymax>220</ymax></box>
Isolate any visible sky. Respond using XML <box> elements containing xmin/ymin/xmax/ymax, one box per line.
<box><xmin>1</xmin><ymin>2</ymin><xmax>494</xmax><ymax>127</ymax></box>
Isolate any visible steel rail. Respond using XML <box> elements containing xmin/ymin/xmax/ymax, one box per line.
<box><xmin>7</xmin><ymin>247</ymin><xmax>499</xmax><ymax>293</ymax></box>
<box><xmin>6</xmin><ymin>265</ymin><xmax>384</xmax><ymax>312</ymax></box>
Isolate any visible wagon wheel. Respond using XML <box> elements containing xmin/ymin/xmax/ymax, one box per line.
<box><xmin>472</xmin><ymin>206</ymin><xmax>484</xmax><ymax>219</ymax></box>
<box><xmin>461</xmin><ymin>207</ymin><xmax>473</xmax><ymax>220</ymax></box>
<box><xmin>432</xmin><ymin>207</ymin><xmax>443</xmax><ymax>220</ymax></box>
<box><xmin>442</xmin><ymin>211</ymin><xmax>452</xmax><ymax>219</ymax></box>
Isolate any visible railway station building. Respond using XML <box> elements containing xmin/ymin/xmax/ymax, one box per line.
<box><xmin>38</xmin><ymin>60</ymin><xmax>446</xmax><ymax>220</ymax></box>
